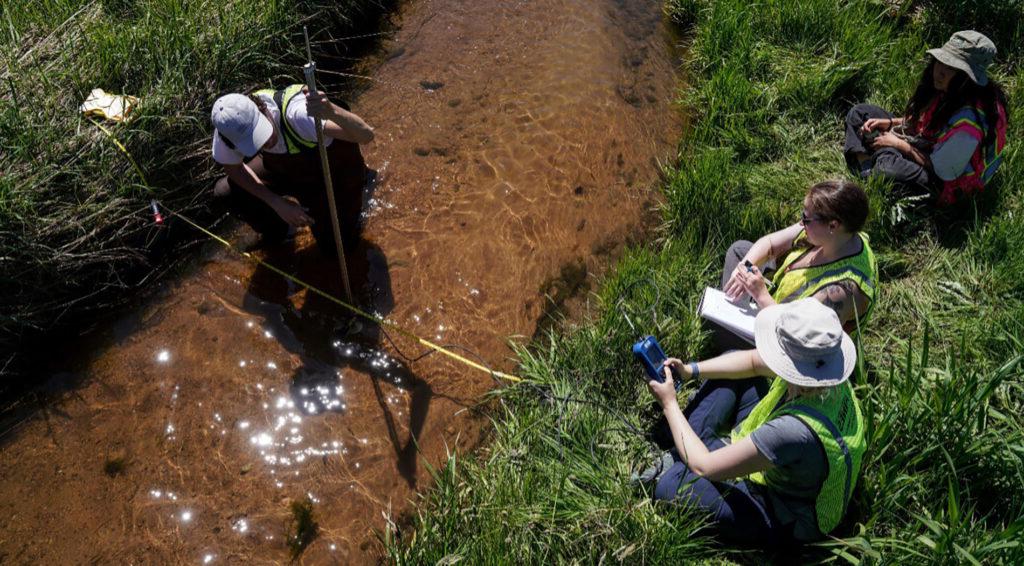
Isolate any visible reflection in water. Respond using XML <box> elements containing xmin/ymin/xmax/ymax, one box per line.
<box><xmin>0</xmin><ymin>0</ymin><xmax>681</xmax><ymax>562</ymax></box>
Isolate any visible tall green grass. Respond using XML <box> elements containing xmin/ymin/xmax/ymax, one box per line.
<box><xmin>0</xmin><ymin>0</ymin><xmax>393</xmax><ymax>386</ymax></box>
<box><xmin>386</xmin><ymin>0</ymin><xmax>1024</xmax><ymax>563</ymax></box>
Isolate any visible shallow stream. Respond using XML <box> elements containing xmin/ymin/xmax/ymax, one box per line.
<box><xmin>0</xmin><ymin>0</ymin><xmax>681</xmax><ymax>562</ymax></box>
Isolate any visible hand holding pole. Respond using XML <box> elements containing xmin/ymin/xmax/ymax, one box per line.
<box><xmin>303</xmin><ymin>25</ymin><xmax>354</xmax><ymax>303</ymax></box>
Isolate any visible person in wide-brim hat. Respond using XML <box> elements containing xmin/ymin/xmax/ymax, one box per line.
<box><xmin>843</xmin><ymin>30</ymin><xmax>1010</xmax><ymax>206</ymax></box>
<box><xmin>639</xmin><ymin>299</ymin><xmax>867</xmax><ymax>546</ymax></box>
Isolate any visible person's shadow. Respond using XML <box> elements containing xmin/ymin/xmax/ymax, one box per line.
<box><xmin>241</xmin><ymin>235</ymin><xmax>432</xmax><ymax>489</ymax></box>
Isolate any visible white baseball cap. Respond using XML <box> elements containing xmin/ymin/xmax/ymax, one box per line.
<box><xmin>754</xmin><ymin>298</ymin><xmax>857</xmax><ymax>388</ymax></box>
<box><xmin>210</xmin><ymin>93</ymin><xmax>273</xmax><ymax>157</ymax></box>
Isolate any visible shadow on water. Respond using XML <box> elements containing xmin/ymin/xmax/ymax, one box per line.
<box><xmin>242</xmin><ymin>236</ymin><xmax>432</xmax><ymax>489</ymax></box>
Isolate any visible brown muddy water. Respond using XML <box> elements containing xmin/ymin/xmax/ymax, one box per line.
<box><xmin>0</xmin><ymin>0</ymin><xmax>681</xmax><ymax>563</ymax></box>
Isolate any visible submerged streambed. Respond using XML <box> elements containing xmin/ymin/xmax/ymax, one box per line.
<box><xmin>0</xmin><ymin>0</ymin><xmax>681</xmax><ymax>562</ymax></box>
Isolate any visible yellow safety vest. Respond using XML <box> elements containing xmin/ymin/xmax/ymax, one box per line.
<box><xmin>771</xmin><ymin>231</ymin><xmax>878</xmax><ymax>329</ymax></box>
<box><xmin>253</xmin><ymin>84</ymin><xmax>318</xmax><ymax>155</ymax></box>
<box><xmin>731</xmin><ymin>377</ymin><xmax>866</xmax><ymax>537</ymax></box>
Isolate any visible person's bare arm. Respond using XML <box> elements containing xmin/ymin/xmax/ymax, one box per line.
<box><xmin>651</xmin><ymin>368</ymin><xmax>774</xmax><ymax>481</ymax></box>
<box><xmin>872</xmin><ymin>132</ymin><xmax>929</xmax><ymax>167</ymax></box>
<box><xmin>811</xmin><ymin>280</ymin><xmax>869</xmax><ymax>326</ymax></box>
<box><xmin>862</xmin><ymin>116</ymin><xmax>905</xmax><ymax>133</ymax></box>
<box><xmin>666</xmin><ymin>349</ymin><xmax>775</xmax><ymax>382</ymax></box>
<box><xmin>724</xmin><ymin>223</ymin><xmax>802</xmax><ymax>301</ymax></box>
<box><xmin>748</xmin><ymin>223</ymin><xmax>803</xmax><ymax>266</ymax></box>
<box><xmin>222</xmin><ymin>163</ymin><xmax>312</xmax><ymax>227</ymax></box>
<box><xmin>305</xmin><ymin>91</ymin><xmax>375</xmax><ymax>144</ymax></box>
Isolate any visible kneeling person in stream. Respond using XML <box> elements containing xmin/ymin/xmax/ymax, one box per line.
<box><xmin>210</xmin><ymin>85</ymin><xmax>375</xmax><ymax>272</ymax></box>
<box><xmin>644</xmin><ymin>299</ymin><xmax>865</xmax><ymax>545</ymax></box>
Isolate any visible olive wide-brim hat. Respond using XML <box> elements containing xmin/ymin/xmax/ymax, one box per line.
<box><xmin>927</xmin><ymin>30</ymin><xmax>997</xmax><ymax>86</ymax></box>
<box><xmin>754</xmin><ymin>298</ymin><xmax>857</xmax><ymax>388</ymax></box>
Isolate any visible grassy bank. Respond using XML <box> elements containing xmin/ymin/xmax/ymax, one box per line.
<box><xmin>0</xmin><ymin>0</ymin><xmax>393</xmax><ymax>386</ymax></box>
<box><xmin>386</xmin><ymin>0</ymin><xmax>1024</xmax><ymax>563</ymax></box>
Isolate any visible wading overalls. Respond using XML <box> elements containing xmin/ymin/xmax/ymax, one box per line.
<box><xmin>224</xmin><ymin>84</ymin><xmax>368</xmax><ymax>262</ymax></box>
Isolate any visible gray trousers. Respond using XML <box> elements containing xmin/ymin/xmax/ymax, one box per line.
<box><xmin>707</xmin><ymin>241</ymin><xmax>777</xmax><ymax>352</ymax></box>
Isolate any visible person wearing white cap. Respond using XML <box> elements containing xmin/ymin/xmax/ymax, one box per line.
<box><xmin>844</xmin><ymin>30</ymin><xmax>1009</xmax><ymax>205</ymax></box>
<box><xmin>209</xmin><ymin>84</ymin><xmax>375</xmax><ymax>264</ymax></box>
<box><xmin>642</xmin><ymin>298</ymin><xmax>866</xmax><ymax>545</ymax></box>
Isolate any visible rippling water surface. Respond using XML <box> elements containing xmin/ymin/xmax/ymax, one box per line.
<box><xmin>0</xmin><ymin>0</ymin><xmax>681</xmax><ymax>562</ymax></box>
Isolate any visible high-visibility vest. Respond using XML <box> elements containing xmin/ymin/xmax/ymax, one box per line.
<box><xmin>731</xmin><ymin>377</ymin><xmax>866</xmax><ymax>537</ymax></box>
<box><xmin>771</xmin><ymin>231</ymin><xmax>878</xmax><ymax>331</ymax></box>
<box><xmin>253</xmin><ymin>84</ymin><xmax>318</xmax><ymax>155</ymax></box>
<box><xmin>918</xmin><ymin>99</ymin><xmax>1008</xmax><ymax>205</ymax></box>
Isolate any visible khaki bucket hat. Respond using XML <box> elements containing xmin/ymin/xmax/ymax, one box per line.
<box><xmin>754</xmin><ymin>298</ymin><xmax>857</xmax><ymax>388</ymax></box>
<box><xmin>927</xmin><ymin>30</ymin><xmax>997</xmax><ymax>86</ymax></box>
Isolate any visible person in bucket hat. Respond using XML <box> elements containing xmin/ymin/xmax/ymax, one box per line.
<box><xmin>844</xmin><ymin>30</ymin><xmax>1009</xmax><ymax>205</ymax></box>
<box><xmin>641</xmin><ymin>299</ymin><xmax>866</xmax><ymax>545</ymax></box>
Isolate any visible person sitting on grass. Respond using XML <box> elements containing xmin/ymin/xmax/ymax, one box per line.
<box><xmin>715</xmin><ymin>180</ymin><xmax>876</xmax><ymax>351</ymax></box>
<box><xmin>844</xmin><ymin>30</ymin><xmax>1009</xmax><ymax>205</ymax></box>
<box><xmin>645</xmin><ymin>298</ymin><xmax>866</xmax><ymax>546</ymax></box>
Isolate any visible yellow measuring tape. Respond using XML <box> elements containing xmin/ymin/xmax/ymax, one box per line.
<box><xmin>165</xmin><ymin>205</ymin><xmax>523</xmax><ymax>383</ymax></box>
<box><xmin>87</xmin><ymin>113</ymin><xmax>521</xmax><ymax>383</ymax></box>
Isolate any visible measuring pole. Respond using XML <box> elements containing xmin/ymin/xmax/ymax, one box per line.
<box><xmin>303</xmin><ymin>26</ymin><xmax>354</xmax><ymax>303</ymax></box>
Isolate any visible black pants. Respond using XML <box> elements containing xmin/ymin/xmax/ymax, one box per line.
<box><xmin>844</xmin><ymin>103</ymin><xmax>934</xmax><ymax>195</ymax></box>
<box><xmin>215</xmin><ymin>141</ymin><xmax>366</xmax><ymax>256</ymax></box>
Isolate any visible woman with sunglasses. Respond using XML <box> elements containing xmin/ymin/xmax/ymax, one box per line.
<box><xmin>716</xmin><ymin>180</ymin><xmax>876</xmax><ymax>350</ymax></box>
<box><xmin>844</xmin><ymin>31</ymin><xmax>1008</xmax><ymax>205</ymax></box>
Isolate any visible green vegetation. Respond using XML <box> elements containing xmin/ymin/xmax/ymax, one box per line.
<box><xmin>0</xmin><ymin>0</ymin><xmax>392</xmax><ymax>386</ymax></box>
<box><xmin>386</xmin><ymin>0</ymin><xmax>1024</xmax><ymax>563</ymax></box>
<box><xmin>287</xmin><ymin>496</ymin><xmax>320</xmax><ymax>560</ymax></box>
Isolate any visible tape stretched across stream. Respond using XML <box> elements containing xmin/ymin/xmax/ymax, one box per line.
<box><xmin>165</xmin><ymin>204</ymin><xmax>524</xmax><ymax>384</ymax></box>
<box><xmin>0</xmin><ymin>0</ymin><xmax>683</xmax><ymax>563</ymax></box>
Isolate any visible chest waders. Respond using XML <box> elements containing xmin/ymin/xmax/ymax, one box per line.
<box><xmin>731</xmin><ymin>377</ymin><xmax>866</xmax><ymax>537</ymax></box>
<box><xmin>252</xmin><ymin>85</ymin><xmax>368</xmax><ymax>280</ymax></box>
<box><xmin>771</xmin><ymin>231</ymin><xmax>878</xmax><ymax>332</ymax></box>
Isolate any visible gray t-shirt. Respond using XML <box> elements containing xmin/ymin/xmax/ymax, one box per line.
<box><xmin>750</xmin><ymin>415</ymin><xmax>827</xmax><ymax>541</ymax></box>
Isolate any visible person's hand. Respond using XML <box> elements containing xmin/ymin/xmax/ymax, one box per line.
<box><xmin>733</xmin><ymin>263</ymin><xmax>771</xmax><ymax>306</ymax></box>
<box><xmin>663</xmin><ymin>358</ymin><xmax>690</xmax><ymax>380</ymax></box>
<box><xmin>724</xmin><ymin>261</ymin><xmax>753</xmax><ymax>302</ymax></box>
<box><xmin>648</xmin><ymin>365</ymin><xmax>678</xmax><ymax>408</ymax></box>
<box><xmin>870</xmin><ymin>131</ymin><xmax>905</xmax><ymax>151</ymax></box>
<box><xmin>303</xmin><ymin>88</ymin><xmax>341</xmax><ymax>122</ymax></box>
<box><xmin>861</xmin><ymin>118</ymin><xmax>893</xmax><ymax>133</ymax></box>
<box><xmin>272</xmin><ymin>198</ymin><xmax>314</xmax><ymax>227</ymax></box>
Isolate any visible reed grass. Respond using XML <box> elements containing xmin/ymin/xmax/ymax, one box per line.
<box><xmin>0</xmin><ymin>0</ymin><xmax>393</xmax><ymax>386</ymax></box>
<box><xmin>386</xmin><ymin>0</ymin><xmax>1024</xmax><ymax>563</ymax></box>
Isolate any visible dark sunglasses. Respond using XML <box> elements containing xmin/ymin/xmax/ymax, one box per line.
<box><xmin>800</xmin><ymin>210</ymin><xmax>827</xmax><ymax>225</ymax></box>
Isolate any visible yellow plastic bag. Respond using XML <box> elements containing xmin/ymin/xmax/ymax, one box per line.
<box><xmin>79</xmin><ymin>88</ymin><xmax>139</xmax><ymax>122</ymax></box>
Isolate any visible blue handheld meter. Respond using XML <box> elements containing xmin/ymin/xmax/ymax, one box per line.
<box><xmin>632</xmin><ymin>335</ymin><xmax>668</xmax><ymax>383</ymax></box>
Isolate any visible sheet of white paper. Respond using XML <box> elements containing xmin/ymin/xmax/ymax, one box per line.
<box><xmin>698</xmin><ymin>287</ymin><xmax>757</xmax><ymax>344</ymax></box>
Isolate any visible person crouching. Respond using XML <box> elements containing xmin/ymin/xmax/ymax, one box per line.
<box><xmin>209</xmin><ymin>84</ymin><xmax>375</xmax><ymax>276</ymax></box>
